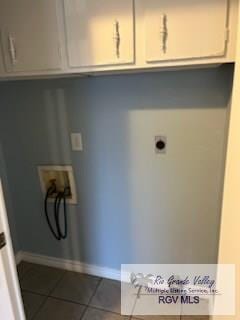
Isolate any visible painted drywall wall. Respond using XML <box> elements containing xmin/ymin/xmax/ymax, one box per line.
<box><xmin>0</xmin><ymin>66</ymin><xmax>233</xmax><ymax>269</ymax></box>
<box><xmin>0</xmin><ymin>144</ymin><xmax>20</xmax><ymax>253</ymax></box>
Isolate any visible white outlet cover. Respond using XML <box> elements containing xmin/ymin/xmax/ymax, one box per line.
<box><xmin>71</xmin><ymin>133</ymin><xmax>83</xmax><ymax>151</ymax></box>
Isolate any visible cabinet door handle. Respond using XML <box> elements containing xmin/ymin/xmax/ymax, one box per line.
<box><xmin>8</xmin><ymin>34</ymin><xmax>17</xmax><ymax>65</ymax></box>
<box><xmin>160</xmin><ymin>14</ymin><xmax>168</xmax><ymax>54</ymax></box>
<box><xmin>113</xmin><ymin>20</ymin><xmax>120</xmax><ymax>59</ymax></box>
<box><xmin>0</xmin><ymin>232</ymin><xmax>6</xmax><ymax>250</ymax></box>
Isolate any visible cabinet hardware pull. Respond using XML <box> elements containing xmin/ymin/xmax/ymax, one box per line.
<box><xmin>160</xmin><ymin>14</ymin><xmax>168</xmax><ymax>54</ymax></box>
<box><xmin>0</xmin><ymin>232</ymin><xmax>6</xmax><ymax>250</ymax></box>
<box><xmin>8</xmin><ymin>34</ymin><xmax>17</xmax><ymax>65</ymax></box>
<box><xmin>113</xmin><ymin>20</ymin><xmax>120</xmax><ymax>59</ymax></box>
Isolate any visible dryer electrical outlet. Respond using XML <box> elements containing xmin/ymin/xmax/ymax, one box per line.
<box><xmin>38</xmin><ymin>165</ymin><xmax>77</xmax><ymax>204</ymax></box>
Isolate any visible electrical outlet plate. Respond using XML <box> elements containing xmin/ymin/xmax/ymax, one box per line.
<box><xmin>38</xmin><ymin>165</ymin><xmax>77</xmax><ymax>204</ymax></box>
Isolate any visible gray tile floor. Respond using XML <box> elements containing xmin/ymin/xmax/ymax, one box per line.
<box><xmin>17</xmin><ymin>261</ymin><xmax>209</xmax><ymax>320</ymax></box>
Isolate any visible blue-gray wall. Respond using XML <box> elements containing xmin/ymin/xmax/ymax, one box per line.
<box><xmin>0</xmin><ymin>66</ymin><xmax>233</xmax><ymax>269</ymax></box>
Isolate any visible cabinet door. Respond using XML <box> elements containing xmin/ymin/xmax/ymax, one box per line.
<box><xmin>64</xmin><ymin>0</ymin><xmax>134</xmax><ymax>68</ymax></box>
<box><xmin>0</xmin><ymin>0</ymin><xmax>62</xmax><ymax>73</ymax></box>
<box><xmin>145</xmin><ymin>0</ymin><xmax>228</xmax><ymax>63</ymax></box>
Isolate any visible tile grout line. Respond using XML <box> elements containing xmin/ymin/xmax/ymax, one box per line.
<box><xmin>20</xmin><ymin>262</ymin><xmax>135</xmax><ymax>319</ymax></box>
<box><xmin>41</xmin><ymin>295</ymin><xmax>89</xmax><ymax>307</ymax></box>
<box><xmin>79</xmin><ymin>305</ymin><xmax>89</xmax><ymax>320</ymax></box>
<box><xmin>18</xmin><ymin>262</ymin><xmax>48</xmax><ymax>320</ymax></box>
<box><xmin>17</xmin><ymin>263</ymin><xmax>35</xmax><ymax>281</ymax></box>
<box><xmin>80</xmin><ymin>277</ymin><xmax>103</xmax><ymax>320</ymax></box>
<box><xmin>21</xmin><ymin>289</ymin><xmax>48</xmax><ymax>298</ymax></box>
<box><xmin>87</xmin><ymin>277</ymin><xmax>103</xmax><ymax>306</ymax></box>
<box><xmin>84</xmin><ymin>304</ymin><xmax>128</xmax><ymax>318</ymax></box>
<box><xmin>47</xmin><ymin>269</ymin><xmax>68</xmax><ymax>297</ymax></box>
<box><xmin>31</xmin><ymin>295</ymin><xmax>48</xmax><ymax>320</ymax></box>
<box><xmin>31</xmin><ymin>269</ymin><xmax>67</xmax><ymax>320</ymax></box>
<box><xmin>21</xmin><ymin>271</ymin><xmax>103</xmax><ymax>309</ymax></box>
<box><xmin>30</xmin><ymin>270</ymin><xmax>104</xmax><ymax>320</ymax></box>
<box><xmin>26</xmin><ymin>294</ymin><xmax>129</xmax><ymax>319</ymax></box>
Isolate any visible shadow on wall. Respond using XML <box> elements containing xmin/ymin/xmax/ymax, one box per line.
<box><xmin>0</xmin><ymin>64</ymin><xmax>234</xmax><ymax>269</ymax></box>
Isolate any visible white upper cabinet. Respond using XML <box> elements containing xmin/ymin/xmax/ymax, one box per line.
<box><xmin>0</xmin><ymin>0</ymin><xmax>237</xmax><ymax>78</ymax></box>
<box><xmin>0</xmin><ymin>0</ymin><xmax>62</xmax><ymax>73</ymax></box>
<box><xmin>63</xmin><ymin>0</ymin><xmax>134</xmax><ymax>68</ymax></box>
<box><xmin>144</xmin><ymin>0</ymin><xmax>229</xmax><ymax>63</ymax></box>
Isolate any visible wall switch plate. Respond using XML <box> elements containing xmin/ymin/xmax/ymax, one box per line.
<box><xmin>71</xmin><ymin>133</ymin><xmax>83</xmax><ymax>151</ymax></box>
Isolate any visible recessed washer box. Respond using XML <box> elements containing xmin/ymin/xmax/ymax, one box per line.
<box><xmin>38</xmin><ymin>165</ymin><xmax>77</xmax><ymax>204</ymax></box>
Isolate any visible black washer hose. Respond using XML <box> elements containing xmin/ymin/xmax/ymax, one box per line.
<box><xmin>55</xmin><ymin>188</ymin><xmax>68</xmax><ymax>239</ymax></box>
<box><xmin>45</xmin><ymin>186</ymin><xmax>68</xmax><ymax>240</ymax></box>
<box><xmin>44</xmin><ymin>186</ymin><xmax>61</xmax><ymax>240</ymax></box>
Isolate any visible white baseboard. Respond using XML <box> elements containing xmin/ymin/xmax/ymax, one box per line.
<box><xmin>15</xmin><ymin>251</ymin><xmax>24</xmax><ymax>265</ymax></box>
<box><xmin>15</xmin><ymin>251</ymin><xmax>121</xmax><ymax>281</ymax></box>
